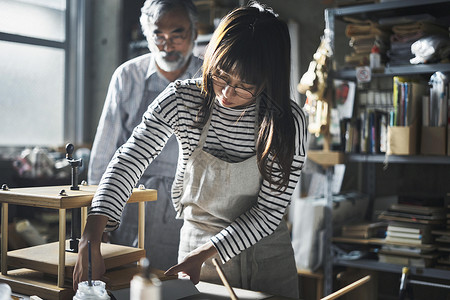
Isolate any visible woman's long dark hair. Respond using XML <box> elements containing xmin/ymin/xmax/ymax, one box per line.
<box><xmin>197</xmin><ymin>2</ymin><xmax>296</xmax><ymax>191</ymax></box>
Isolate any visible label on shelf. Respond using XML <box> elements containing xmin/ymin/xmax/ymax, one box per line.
<box><xmin>356</xmin><ymin>66</ymin><xmax>372</xmax><ymax>83</ymax></box>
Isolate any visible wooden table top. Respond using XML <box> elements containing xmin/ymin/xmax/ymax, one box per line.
<box><xmin>0</xmin><ymin>185</ymin><xmax>157</xmax><ymax>209</ymax></box>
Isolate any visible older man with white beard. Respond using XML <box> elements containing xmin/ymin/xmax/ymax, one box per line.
<box><xmin>88</xmin><ymin>0</ymin><xmax>202</xmax><ymax>270</ymax></box>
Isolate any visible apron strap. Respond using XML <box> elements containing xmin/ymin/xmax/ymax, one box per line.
<box><xmin>241</xmin><ymin>250</ymin><xmax>248</xmax><ymax>290</ymax></box>
<box><xmin>197</xmin><ymin>111</ymin><xmax>213</xmax><ymax>148</ymax></box>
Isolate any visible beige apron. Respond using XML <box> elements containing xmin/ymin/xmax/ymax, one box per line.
<box><xmin>178</xmin><ymin>112</ymin><xmax>299</xmax><ymax>298</ymax></box>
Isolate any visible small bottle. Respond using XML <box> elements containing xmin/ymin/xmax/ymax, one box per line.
<box><xmin>130</xmin><ymin>257</ymin><xmax>162</xmax><ymax>300</ymax></box>
<box><xmin>370</xmin><ymin>45</ymin><xmax>381</xmax><ymax>70</ymax></box>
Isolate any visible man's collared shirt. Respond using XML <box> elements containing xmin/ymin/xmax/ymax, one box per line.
<box><xmin>88</xmin><ymin>53</ymin><xmax>203</xmax><ymax>185</ymax></box>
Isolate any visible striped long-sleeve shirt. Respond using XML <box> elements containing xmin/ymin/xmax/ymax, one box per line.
<box><xmin>89</xmin><ymin>78</ymin><xmax>308</xmax><ymax>263</ymax></box>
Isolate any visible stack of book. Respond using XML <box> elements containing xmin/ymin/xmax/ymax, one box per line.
<box><xmin>378</xmin><ymin>244</ymin><xmax>437</xmax><ymax>268</ymax></box>
<box><xmin>342</xmin><ymin>17</ymin><xmax>390</xmax><ymax>67</ymax></box>
<box><xmin>377</xmin><ymin>198</ymin><xmax>446</xmax><ymax>268</ymax></box>
<box><xmin>385</xmin><ymin>222</ymin><xmax>433</xmax><ymax>245</ymax></box>
<box><xmin>379</xmin><ymin>222</ymin><xmax>438</xmax><ymax>268</ymax></box>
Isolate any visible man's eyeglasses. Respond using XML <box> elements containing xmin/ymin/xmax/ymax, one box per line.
<box><xmin>211</xmin><ymin>75</ymin><xmax>256</xmax><ymax>99</ymax></box>
<box><xmin>151</xmin><ymin>27</ymin><xmax>191</xmax><ymax>46</ymax></box>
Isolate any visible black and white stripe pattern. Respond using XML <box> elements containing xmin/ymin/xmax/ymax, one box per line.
<box><xmin>89</xmin><ymin>78</ymin><xmax>307</xmax><ymax>262</ymax></box>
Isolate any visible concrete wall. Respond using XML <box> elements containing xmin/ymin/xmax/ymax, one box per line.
<box><xmin>84</xmin><ymin>0</ymin><xmax>123</xmax><ymax>143</ymax></box>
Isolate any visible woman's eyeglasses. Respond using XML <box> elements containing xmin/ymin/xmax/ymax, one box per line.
<box><xmin>211</xmin><ymin>75</ymin><xmax>256</xmax><ymax>99</ymax></box>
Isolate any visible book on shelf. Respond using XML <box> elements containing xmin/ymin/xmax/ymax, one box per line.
<box><xmin>432</xmin><ymin>230</ymin><xmax>450</xmax><ymax>241</ymax></box>
<box><xmin>341</xmin><ymin>118</ymin><xmax>363</xmax><ymax>153</ymax></box>
<box><xmin>389</xmin><ymin>203</ymin><xmax>447</xmax><ymax>217</ymax></box>
<box><xmin>423</xmin><ymin>94</ymin><xmax>430</xmax><ymax>126</ymax></box>
<box><xmin>381</xmin><ymin>244</ymin><xmax>436</xmax><ymax>256</ymax></box>
<box><xmin>378</xmin><ymin>201</ymin><xmax>447</xmax><ymax>225</ymax></box>
<box><xmin>379</xmin><ymin>211</ymin><xmax>446</xmax><ymax>225</ymax></box>
<box><xmin>437</xmin><ymin>257</ymin><xmax>450</xmax><ymax>267</ymax></box>
<box><xmin>360</xmin><ymin>111</ymin><xmax>368</xmax><ymax>153</ymax></box>
<box><xmin>341</xmin><ymin>221</ymin><xmax>387</xmax><ymax>239</ymax></box>
<box><xmin>386</xmin><ymin>210</ymin><xmax>444</xmax><ymax>221</ymax></box>
<box><xmin>378</xmin><ymin>252</ymin><xmax>437</xmax><ymax>268</ymax></box>
<box><xmin>358</xmin><ymin>109</ymin><xmax>388</xmax><ymax>154</ymax></box>
<box><xmin>385</xmin><ymin>235</ymin><xmax>428</xmax><ymax>246</ymax></box>
<box><xmin>398</xmin><ymin>195</ymin><xmax>445</xmax><ymax>207</ymax></box>
<box><xmin>387</xmin><ymin>231</ymin><xmax>422</xmax><ymax>240</ymax></box>
<box><xmin>436</xmin><ymin>236</ymin><xmax>450</xmax><ymax>244</ymax></box>
<box><xmin>341</xmin><ymin>118</ymin><xmax>353</xmax><ymax>153</ymax></box>
<box><xmin>431</xmin><ymin>230</ymin><xmax>450</xmax><ymax>268</ymax></box>
<box><xmin>437</xmin><ymin>245</ymin><xmax>450</xmax><ymax>252</ymax></box>
<box><xmin>392</xmin><ymin>77</ymin><xmax>427</xmax><ymax>127</ymax></box>
<box><xmin>432</xmin><ymin>230</ymin><xmax>450</xmax><ymax>250</ymax></box>
<box><xmin>388</xmin><ymin>223</ymin><xmax>428</xmax><ymax>234</ymax></box>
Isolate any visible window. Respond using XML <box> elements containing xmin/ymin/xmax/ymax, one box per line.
<box><xmin>0</xmin><ymin>0</ymin><xmax>85</xmax><ymax>146</ymax></box>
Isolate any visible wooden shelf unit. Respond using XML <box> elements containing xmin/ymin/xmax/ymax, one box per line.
<box><xmin>317</xmin><ymin>0</ymin><xmax>450</xmax><ymax>296</ymax></box>
<box><xmin>0</xmin><ymin>184</ymin><xmax>157</xmax><ymax>298</ymax></box>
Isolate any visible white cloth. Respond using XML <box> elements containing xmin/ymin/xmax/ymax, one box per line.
<box><xmin>177</xmin><ymin>114</ymin><xmax>299</xmax><ymax>299</ymax></box>
<box><xmin>291</xmin><ymin>197</ymin><xmax>326</xmax><ymax>272</ymax></box>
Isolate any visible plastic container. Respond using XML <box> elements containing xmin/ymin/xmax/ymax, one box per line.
<box><xmin>0</xmin><ymin>283</ymin><xmax>12</xmax><ymax>300</ymax></box>
<box><xmin>73</xmin><ymin>280</ymin><xmax>110</xmax><ymax>300</ymax></box>
<box><xmin>370</xmin><ymin>45</ymin><xmax>381</xmax><ymax>69</ymax></box>
<box><xmin>130</xmin><ymin>257</ymin><xmax>161</xmax><ymax>300</ymax></box>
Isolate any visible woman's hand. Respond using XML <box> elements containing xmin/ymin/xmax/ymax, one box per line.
<box><xmin>72</xmin><ymin>239</ymin><xmax>106</xmax><ymax>291</ymax></box>
<box><xmin>164</xmin><ymin>241</ymin><xmax>218</xmax><ymax>284</ymax></box>
<box><xmin>72</xmin><ymin>215</ymin><xmax>108</xmax><ymax>291</ymax></box>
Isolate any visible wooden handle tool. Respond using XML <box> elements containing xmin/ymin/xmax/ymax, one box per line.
<box><xmin>321</xmin><ymin>275</ymin><xmax>371</xmax><ymax>300</ymax></box>
<box><xmin>212</xmin><ymin>258</ymin><xmax>239</xmax><ymax>300</ymax></box>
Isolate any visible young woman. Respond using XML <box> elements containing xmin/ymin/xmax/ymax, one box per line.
<box><xmin>74</xmin><ymin>2</ymin><xmax>307</xmax><ymax>298</ymax></box>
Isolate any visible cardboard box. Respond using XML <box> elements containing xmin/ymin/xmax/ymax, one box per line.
<box><xmin>421</xmin><ymin>126</ymin><xmax>446</xmax><ymax>155</ymax></box>
<box><xmin>387</xmin><ymin>126</ymin><xmax>417</xmax><ymax>155</ymax></box>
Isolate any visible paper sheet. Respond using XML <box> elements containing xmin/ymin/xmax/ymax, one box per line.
<box><xmin>186</xmin><ymin>281</ymin><xmax>271</xmax><ymax>300</ymax></box>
